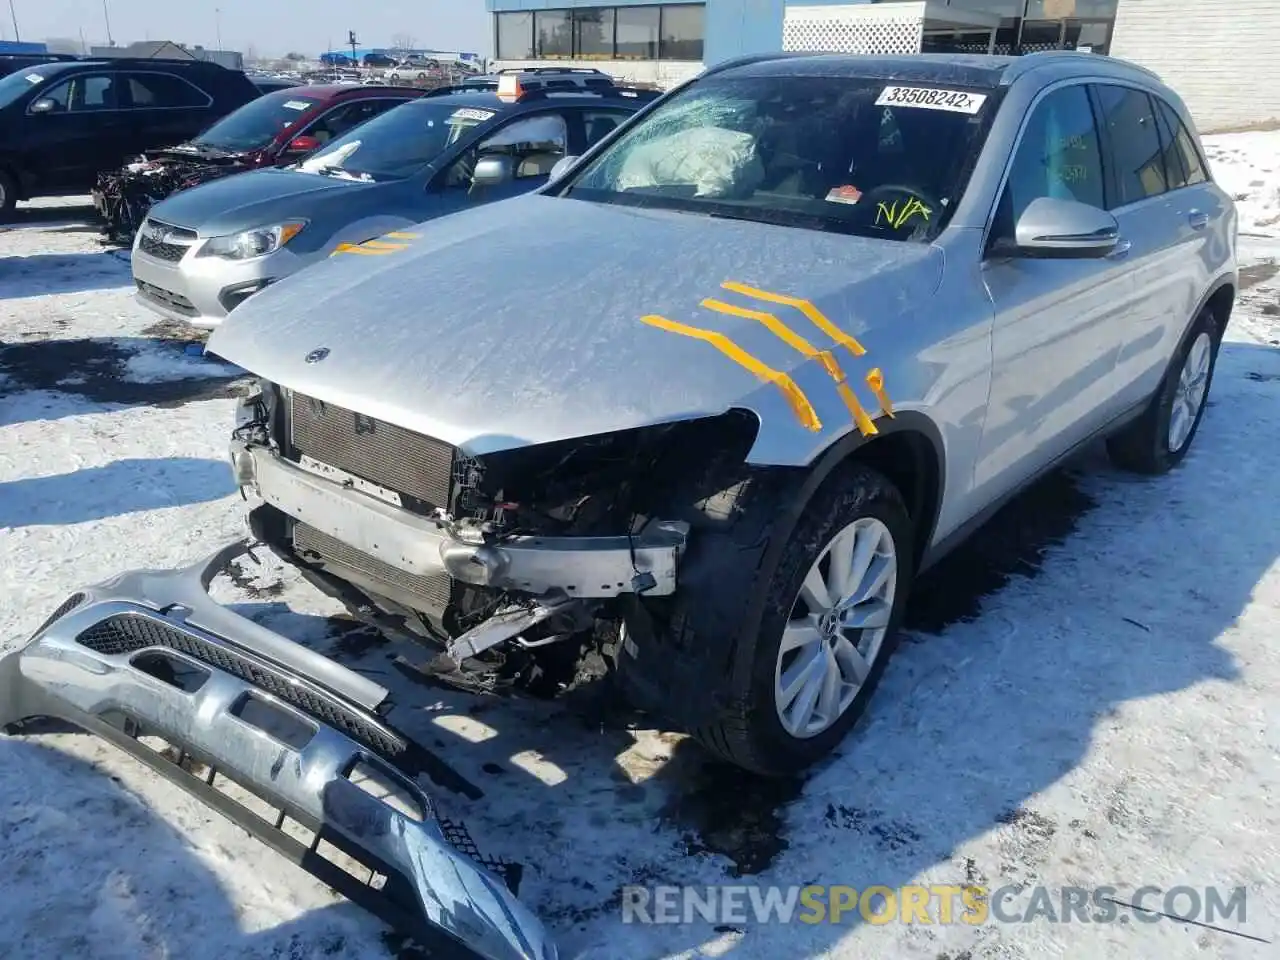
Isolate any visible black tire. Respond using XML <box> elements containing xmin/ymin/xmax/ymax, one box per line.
<box><xmin>1106</xmin><ymin>305</ymin><xmax>1221</xmax><ymax>475</ymax></box>
<box><xmin>688</xmin><ymin>463</ymin><xmax>915</xmax><ymax>776</ymax></box>
<box><xmin>0</xmin><ymin>168</ymin><xmax>17</xmax><ymax>219</ymax></box>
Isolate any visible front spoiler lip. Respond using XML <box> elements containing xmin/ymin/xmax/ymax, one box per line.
<box><xmin>0</xmin><ymin>541</ymin><xmax>556</xmax><ymax>960</ymax></box>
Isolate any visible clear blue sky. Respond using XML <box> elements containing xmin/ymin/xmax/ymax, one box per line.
<box><xmin>3</xmin><ymin>0</ymin><xmax>491</xmax><ymax>57</ymax></box>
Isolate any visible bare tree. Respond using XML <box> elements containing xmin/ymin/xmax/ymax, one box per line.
<box><xmin>390</xmin><ymin>32</ymin><xmax>417</xmax><ymax>56</ymax></box>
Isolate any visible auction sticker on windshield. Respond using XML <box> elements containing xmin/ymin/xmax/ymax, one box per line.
<box><xmin>875</xmin><ymin>86</ymin><xmax>987</xmax><ymax>114</ymax></box>
<box><xmin>282</xmin><ymin>100</ymin><xmax>311</xmax><ymax>111</ymax></box>
<box><xmin>450</xmin><ymin>108</ymin><xmax>496</xmax><ymax>122</ymax></box>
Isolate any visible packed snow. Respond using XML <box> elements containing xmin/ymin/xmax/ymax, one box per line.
<box><xmin>2</xmin><ymin>134</ymin><xmax>1280</xmax><ymax>960</ymax></box>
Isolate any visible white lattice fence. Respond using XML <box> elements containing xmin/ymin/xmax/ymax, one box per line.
<box><xmin>783</xmin><ymin>3</ymin><xmax>925</xmax><ymax>56</ymax></box>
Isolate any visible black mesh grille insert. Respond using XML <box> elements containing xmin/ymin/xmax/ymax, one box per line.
<box><xmin>31</xmin><ymin>592</ymin><xmax>86</xmax><ymax>639</ymax></box>
<box><xmin>294</xmin><ymin>523</ymin><xmax>456</xmax><ymax>611</ymax></box>
<box><xmin>76</xmin><ymin>613</ymin><xmax>406</xmax><ymax>759</ymax></box>
<box><xmin>289</xmin><ymin>392</ymin><xmax>455</xmax><ymax>510</ymax></box>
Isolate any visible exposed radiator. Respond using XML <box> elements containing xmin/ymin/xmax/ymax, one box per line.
<box><xmin>289</xmin><ymin>391</ymin><xmax>455</xmax><ymax>510</ymax></box>
<box><xmin>293</xmin><ymin>522</ymin><xmax>456</xmax><ymax>611</ymax></box>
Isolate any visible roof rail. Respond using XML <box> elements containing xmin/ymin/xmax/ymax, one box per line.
<box><xmin>1007</xmin><ymin>49</ymin><xmax>1163</xmax><ymax>83</ymax></box>
<box><xmin>515</xmin><ymin>85</ymin><xmax>662</xmax><ymax>104</ymax></box>
<box><xmin>698</xmin><ymin>51</ymin><xmax>806</xmax><ymax>79</ymax></box>
<box><xmin>496</xmin><ymin>66</ymin><xmax>610</xmax><ymax>76</ymax></box>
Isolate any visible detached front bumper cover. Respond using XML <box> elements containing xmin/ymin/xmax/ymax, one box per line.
<box><xmin>0</xmin><ymin>542</ymin><xmax>556</xmax><ymax>960</ymax></box>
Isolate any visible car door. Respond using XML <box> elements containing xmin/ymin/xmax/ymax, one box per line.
<box><xmin>25</xmin><ymin>72</ymin><xmax>128</xmax><ymax>190</ymax></box>
<box><xmin>574</xmin><ymin>106</ymin><xmax>634</xmax><ymax>153</ymax></box>
<box><xmin>430</xmin><ymin>110</ymin><xmax>570</xmax><ymax>215</ymax></box>
<box><xmin>300</xmin><ymin>98</ymin><xmax>408</xmax><ymax>150</ymax></box>
<box><xmin>1090</xmin><ymin>83</ymin><xmax>1198</xmax><ymax>411</ymax></box>
<box><xmin>973</xmin><ymin>82</ymin><xmax>1138</xmax><ymax>495</ymax></box>
<box><xmin>120</xmin><ymin>71</ymin><xmax>214</xmax><ymax>151</ymax></box>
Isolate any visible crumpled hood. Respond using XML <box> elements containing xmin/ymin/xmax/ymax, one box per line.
<box><xmin>147</xmin><ymin>167</ymin><xmax>372</xmax><ymax>236</ymax></box>
<box><xmin>209</xmin><ymin>193</ymin><xmax>941</xmax><ymax>458</ymax></box>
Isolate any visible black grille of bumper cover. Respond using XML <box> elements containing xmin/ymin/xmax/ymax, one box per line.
<box><xmin>136</xmin><ymin>279</ymin><xmax>197</xmax><ymax>316</ymax></box>
<box><xmin>294</xmin><ymin>523</ymin><xmax>456</xmax><ymax>611</ymax></box>
<box><xmin>289</xmin><ymin>392</ymin><xmax>455</xmax><ymax>510</ymax></box>
<box><xmin>76</xmin><ymin>613</ymin><xmax>406</xmax><ymax>760</ymax></box>
<box><xmin>31</xmin><ymin>592</ymin><xmax>86</xmax><ymax>639</ymax></box>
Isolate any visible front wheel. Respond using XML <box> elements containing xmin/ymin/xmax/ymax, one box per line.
<box><xmin>0</xmin><ymin>169</ymin><xmax>17</xmax><ymax>219</ymax></box>
<box><xmin>1107</xmin><ymin>305</ymin><xmax>1221</xmax><ymax>474</ymax></box>
<box><xmin>689</xmin><ymin>463</ymin><xmax>914</xmax><ymax>775</ymax></box>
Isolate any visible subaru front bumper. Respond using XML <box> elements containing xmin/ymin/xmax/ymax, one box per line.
<box><xmin>0</xmin><ymin>541</ymin><xmax>556</xmax><ymax>960</ymax></box>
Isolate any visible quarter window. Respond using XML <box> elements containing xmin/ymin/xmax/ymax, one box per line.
<box><xmin>1093</xmin><ymin>84</ymin><xmax>1166</xmax><ymax>205</ymax></box>
<box><xmin>997</xmin><ymin>84</ymin><xmax>1105</xmax><ymax>233</ymax></box>
<box><xmin>1151</xmin><ymin>99</ymin><xmax>1187</xmax><ymax>190</ymax></box>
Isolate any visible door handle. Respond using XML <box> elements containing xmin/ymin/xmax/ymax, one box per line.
<box><xmin>1106</xmin><ymin>238</ymin><xmax>1132</xmax><ymax>259</ymax></box>
<box><xmin>1188</xmin><ymin>211</ymin><xmax>1209</xmax><ymax>229</ymax></box>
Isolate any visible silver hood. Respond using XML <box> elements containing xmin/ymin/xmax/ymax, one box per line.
<box><xmin>208</xmin><ymin>193</ymin><xmax>941</xmax><ymax>464</ymax></box>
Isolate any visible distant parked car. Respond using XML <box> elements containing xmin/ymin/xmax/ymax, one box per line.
<box><xmin>92</xmin><ymin>84</ymin><xmax>423</xmax><ymax>240</ymax></box>
<box><xmin>0</xmin><ymin>57</ymin><xmax>260</xmax><ymax>216</ymax></box>
<box><xmin>131</xmin><ymin>77</ymin><xmax>660</xmax><ymax>327</ymax></box>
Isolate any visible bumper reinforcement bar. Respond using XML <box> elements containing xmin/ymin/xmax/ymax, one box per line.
<box><xmin>0</xmin><ymin>542</ymin><xmax>556</xmax><ymax>960</ymax></box>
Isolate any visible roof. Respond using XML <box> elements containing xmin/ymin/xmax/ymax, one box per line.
<box><xmin>120</xmin><ymin>41</ymin><xmax>197</xmax><ymax>60</ymax></box>
<box><xmin>416</xmin><ymin>87</ymin><xmax>653</xmax><ymax>110</ymax></box>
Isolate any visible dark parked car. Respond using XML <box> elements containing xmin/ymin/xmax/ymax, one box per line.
<box><xmin>248</xmin><ymin>76</ymin><xmax>304</xmax><ymax>94</ymax></box>
<box><xmin>92</xmin><ymin>83</ymin><xmax>425</xmax><ymax>239</ymax></box>
<box><xmin>0</xmin><ymin>57</ymin><xmax>260</xmax><ymax>216</ymax></box>
<box><xmin>0</xmin><ymin>53</ymin><xmax>79</xmax><ymax>77</ymax></box>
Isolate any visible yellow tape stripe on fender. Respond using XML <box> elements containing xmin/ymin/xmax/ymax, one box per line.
<box><xmin>383</xmin><ymin>231</ymin><xmax>420</xmax><ymax>239</ymax></box>
<box><xmin>865</xmin><ymin>367</ymin><xmax>895</xmax><ymax>418</ymax></box>
<box><xmin>701</xmin><ymin>297</ymin><xmax>877</xmax><ymax>435</ymax></box>
<box><xmin>639</xmin><ymin>314</ymin><xmax>822</xmax><ymax>432</ymax></box>
<box><xmin>720</xmin><ymin>280</ymin><xmax>867</xmax><ymax>358</ymax></box>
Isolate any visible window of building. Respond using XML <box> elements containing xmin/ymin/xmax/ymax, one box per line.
<box><xmin>997</xmin><ymin>84</ymin><xmax>1105</xmax><ymax>233</ymax></box>
<box><xmin>616</xmin><ymin>6</ymin><xmax>661</xmax><ymax>60</ymax></box>
<box><xmin>660</xmin><ymin>4</ymin><xmax>705</xmax><ymax>60</ymax></box>
<box><xmin>495</xmin><ymin>12</ymin><xmax>534</xmax><ymax>60</ymax></box>
<box><xmin>574</xmin><ymin>8</ymin><xmax>615</xmax><ymax>59</ymax></box>
<box><xmin>1093</xmin><ymin>84</ymin><xmax>1166</xmax><ymax>205</ymax></box>
<box><xmin>535</xmin><ymin>10</ymin><xmax>573</xmax><ymax>59</ymax></box>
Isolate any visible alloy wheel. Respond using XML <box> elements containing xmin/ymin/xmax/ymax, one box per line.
<box><xmin>774</xmin><ymin>516</ymin><xmax>898</xmax><ymax>739</ymax></box>
<box><xmin>1168</xmin><ymin>331</ymin><xmax>1212</xmax><ymax>453</ymax></box>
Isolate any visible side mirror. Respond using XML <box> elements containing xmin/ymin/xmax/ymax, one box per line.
<box><xmin>471</xmin><ymin>154</ymin><xmax>514</xmax><ymax>187</ymax></box>
<box><xmin>285</xmin><ymin>134</ymin><xmax>321</xmax><ymax>154</ymax></box>
<box><xmin>549</xmin><ymin>155</ymin><xmax>579</xmax><ymax>182</ymax></box>
<box><xmin>994</xmin><ymin>196</ymin><xmax>1120</xmax><ymax>260</ymax></box>
<box><xmin>29</xmin><ymin>98</ymin><xmax>56</xmax><ymax>114</ymax></box>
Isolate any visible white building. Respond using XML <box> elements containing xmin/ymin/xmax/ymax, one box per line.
<box><xmin>486</xmin><ymin>0</ymin><xmax>1280</xmax><ymax>132</ymax></box>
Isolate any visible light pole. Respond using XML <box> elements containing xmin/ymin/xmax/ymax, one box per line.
<box><xmin>8</xmin><ymin>0</ymin><xmax>20</xmax><ymax>42</ymax></box>
<box><xmin>215</xmin><ymin>7</ymin><xmax>223</xmax><ymax>51</ymax></box>
<box><xmin>102</xmin><ymin>0</ymin><xmax>114</xmax><ymax>46</ymax></box>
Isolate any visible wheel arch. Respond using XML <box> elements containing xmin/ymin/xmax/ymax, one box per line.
<box><xmin>802</xmin><ymin>413</ymin><xmax>947</xmax><ymax>574</ymax></box>
<box><xmin>1200</xmin><ymin>276</ymin><xmax>1236</xmax><ymax>339</ymax></box>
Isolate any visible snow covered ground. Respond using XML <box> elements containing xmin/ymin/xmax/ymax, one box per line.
<box><xmin>2</xmin><ymin>133</ymin><xmax>1280</xmax><ymax>960</ymax></box>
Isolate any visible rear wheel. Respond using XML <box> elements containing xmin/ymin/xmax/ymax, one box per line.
<box><xmin>689</xmin><ymin>463</ymin><xmax>914</xmax><ymax>775</ymax></box>
<box><xmin>1107</xmin><ymin>306</ymin><xmax>1221</xmax><ymax>474</ymax></box>
<box><xmin>0</xmin><ymin>169</ymin><xmax>17</xmax><ymax>219</ymax></box>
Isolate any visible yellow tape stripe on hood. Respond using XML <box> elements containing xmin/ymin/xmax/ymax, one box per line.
<box><xmin>640</xmin><ymin>314</ymin><xmax>822</xmax><ymax>432</ymax></box>
<box><xmin>865</xmin><ymin>367</ymin><xmax>895</xmax><ymax>418</ymax></box>
<box><xmin>720</xmin><ymin>280</ymin><xmax>867</xmax><ymax>358</ymax></box>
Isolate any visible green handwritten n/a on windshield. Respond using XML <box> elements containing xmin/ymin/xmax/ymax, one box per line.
<box><xmin>875</xmin><ymin>197</ymin><xmax>932</xmax><ymax>230</ymax></box>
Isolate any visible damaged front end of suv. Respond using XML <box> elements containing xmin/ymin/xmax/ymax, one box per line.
<box><xmin>232</xmin><ymin>378</ymin><xmax>779</xmax><ymax>719</ymax></box>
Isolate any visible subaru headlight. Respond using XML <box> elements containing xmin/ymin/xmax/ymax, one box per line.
<box><xmin>199</xmin><ymin>221</ymin><xmax>306</xmax><ymax>261</ymax></box>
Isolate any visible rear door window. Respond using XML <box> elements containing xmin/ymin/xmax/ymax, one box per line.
<box><xmin>1155</xmin><ymin>98</ymin><xmax>1207</xmax><ymax>186</ymax></box>
<box><xmin>125</xmin><ymin>72</ymin><xmax>210</xmax><ymax>109</ymax></box>
<box><xmin>1093</xmin><ymin>84</ymin><xmax>1167</xmax><ymax>206</ymax></box>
